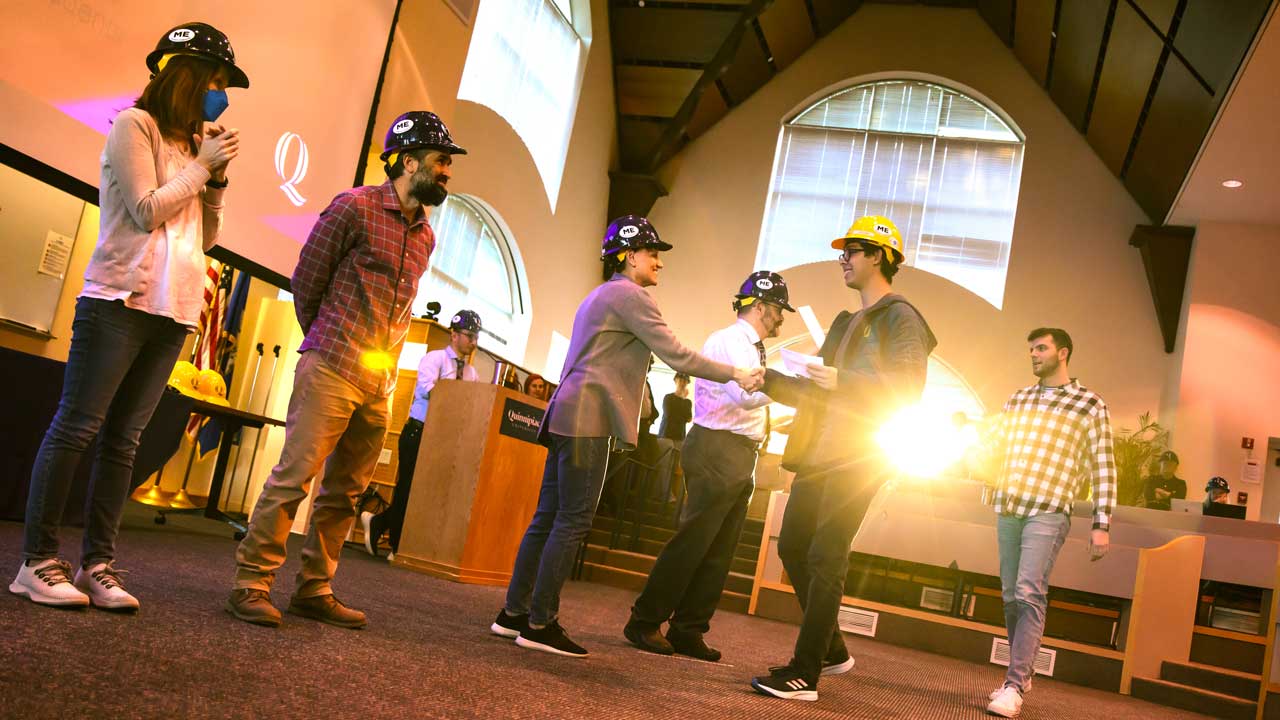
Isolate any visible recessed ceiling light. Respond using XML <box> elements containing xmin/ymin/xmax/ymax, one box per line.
<box><xmin>1222</xmin><ymin>179</ymin><xmax>1244</xmax><ymax>188</ymax></box>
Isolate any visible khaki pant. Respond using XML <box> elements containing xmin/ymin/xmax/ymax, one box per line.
<box><xmin>233</xmin><ymin>351</ymin><xmax>389</xmax><ymax>598</ymax></box>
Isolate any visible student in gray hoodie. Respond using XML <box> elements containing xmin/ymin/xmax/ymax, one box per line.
<box><xmin>750</xmin><ymin>215</ymin><xmax>937</xmax><ymax>702</ymax></box>
<box><xmin>489</xmin><ymin>215</ymin><xmax>764</xmax><ymax>658</ymax></box>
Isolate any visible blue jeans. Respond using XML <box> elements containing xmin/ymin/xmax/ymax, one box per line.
<box><xmin>504</xmin><ymin>434</ymin><xmax>610</xmax><ymax>627</ymax></box>
<box><xmin>23</xmin><ymin>297</ymin><xmax>188</xmax><ymax>565</ymax></box>
<box><xmin>997</xmin><ymin>512</ymin><xmax>1071</xmax><ymax>692</ymax></box>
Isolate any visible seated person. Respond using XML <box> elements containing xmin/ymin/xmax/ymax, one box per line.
<box><xmin>1202</xmin><ymin>476</ymin><xmax>1245</xmax><ymax>518</ymax></box>
<box><xmin>523</xmin><ymin>373</ymin><xmax>549</xmax><ymax>401</ymax></box>
<box><xmin>1143</xmin><ymin>450</ymin><xmax>1187</xmax><ymax>511</ymax></box>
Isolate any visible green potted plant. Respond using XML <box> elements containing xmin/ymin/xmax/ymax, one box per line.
<box><xmin>1111</xmin><ymin>412</ymin><xmax>1169</xmax><ymax>507</ymax></box>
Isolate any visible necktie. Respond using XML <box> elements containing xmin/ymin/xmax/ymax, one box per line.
<box><xmin>455</xmin><ymin>358</ymin><xmax>465</xmax><ymax>380</ymax></box>
<box><xmin>755</xmin><ymin>341</ymin><xmax>771</xmax><ymax>448</ymax></box>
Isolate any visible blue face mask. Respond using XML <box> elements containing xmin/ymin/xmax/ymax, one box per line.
<box><xmin>202</xmin><ymin>89</ymin><xmax>229</xmax><ymax>122</ymax></box>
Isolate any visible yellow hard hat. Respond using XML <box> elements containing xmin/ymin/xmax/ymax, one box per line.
<box><xmin>167</xmin><ymin>361</ymin><xmax>203</xmax><ymax>399</ymax></box>
<box><xmin>195</xmin><ymin>369</ymin><xmax>230</xmax><ymax>406</ymax></box>
<box><xmin>831</xmin><ymin>215</ymin><xmax>905</xmax><ymax>264</ymax></box>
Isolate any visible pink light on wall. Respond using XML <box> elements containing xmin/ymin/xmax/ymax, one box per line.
<box><xmin>53</xmin><ymin>94</ymin><xmax>137</xmax><ymax>136</ymax></box>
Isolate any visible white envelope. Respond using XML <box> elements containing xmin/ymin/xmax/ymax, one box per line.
<box><xmin>780</xmin><ymin>348</ymin><xmax>824</xmax><ymax>378</ymax></box>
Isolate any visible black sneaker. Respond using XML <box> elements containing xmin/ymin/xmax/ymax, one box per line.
<box><xmin>666</xmin><ymin>629</ymin><xmax>720</xmax><ymax>662</ymax></box>
<box><xmin>769</xmin><ymin>650</ymin><xmax>855</xmax><ymax>676</ymax></box>
<box><xmin>491</xmin><ymin>609</ymin><xmax>528</xmax><ymax>639</ymax></box>
<box><xmin>516</xmin><ymin>620</ymin><xmax>589</xmax><ymax>657</ymax></box>
<box><xmin>624</xmin><ymin>620</ymin><xmax>674</xmax><ymax>655</ymax></box>
<box><xmin>751</xmin><ymin>665</ymin><xmax>818</xmax><ymax>701</ymax></box>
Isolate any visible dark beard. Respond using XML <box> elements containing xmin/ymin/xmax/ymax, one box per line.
<box><xmin>1033</xmin><ymin>357</ymin><xmax>1058</xmax><ymax>378</ymax></box>
<box><xmin>410</xmin><ymin>171</ymin><xmax>448</xmax><ymax>206</ymax></box>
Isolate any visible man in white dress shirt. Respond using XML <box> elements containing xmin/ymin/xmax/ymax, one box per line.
<box><xmin>361</xmin><ymin>309</ymin><xmax>482</xmax><ymax>558</ymax></box>
<box><xmin>624</xmin><ymin>271</ymin><xmax>793</xmax><ymax>661</ymax></box>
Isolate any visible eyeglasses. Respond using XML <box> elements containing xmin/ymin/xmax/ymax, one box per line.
<box><xmin>839</xmin><ymin>244</ymin><xmax>872</xmax><ymax>262</ymax></box>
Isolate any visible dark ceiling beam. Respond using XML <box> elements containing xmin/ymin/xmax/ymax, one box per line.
<box><xmin>614</xmin><ymin>58</ymin><xmax>707</xmax><ymax>69</ymax></box>
<box><xmin>1130</xmin><ymin>224</ymin><xmax>1193</xmax><ymax>354</ymax></box>
<box><xmin>641</xmin><ymin>0</ymin><xmax>774</xmax><ymax>173</ymax></box>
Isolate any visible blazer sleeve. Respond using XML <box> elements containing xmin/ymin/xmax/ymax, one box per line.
<box><xmin>616</xmin><ymin>284</ymin><xmax>735</xmax><ymax>383</ymax></box>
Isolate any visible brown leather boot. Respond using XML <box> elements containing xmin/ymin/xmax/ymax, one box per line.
<box><xmin>287</xmin><ymin>593</ymin><xmax>367</xmax><ymax>629</ymax></box>
<box><xmin>225</xmin><ymin>588</ymin><xmax>282</xmax><ymax>627</ymax></box>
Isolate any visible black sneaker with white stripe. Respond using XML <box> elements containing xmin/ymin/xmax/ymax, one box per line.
<box><xmin>516</xmin><ymin>620</ymin><xmax>588</xmax><ymax>657</ymax></box>
<box><xmin>751</xmin><ymin>666</ymin><xmax>818</xmax><ymax>701</ymax></box>
<box><xmin>490</xmin><ymin>609</ymin><xmax>528</xmax><ymax>639</ymax></box>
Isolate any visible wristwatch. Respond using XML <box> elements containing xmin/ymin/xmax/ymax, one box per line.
<box><xmin>206</xmin><ymin>176</ymin><xmax>229</xmax><ymax>189</ymax></box>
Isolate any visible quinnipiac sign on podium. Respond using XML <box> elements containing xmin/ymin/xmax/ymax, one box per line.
<box><xmin>498</xmin><ymin>398</ymin><xmax>544</xmax><ymax>444</ymax></box>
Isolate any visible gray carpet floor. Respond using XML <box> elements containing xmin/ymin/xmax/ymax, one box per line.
<box><xmin>0</xmin><ymin>506</ymin><xmax>1207</xmax><ymax>719</ymax></box>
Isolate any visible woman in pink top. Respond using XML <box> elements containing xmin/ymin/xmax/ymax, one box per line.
<box><xmin>9</xmin><ymin>22</ymin><xmax>248</xmax><ymax>612</ymax></box>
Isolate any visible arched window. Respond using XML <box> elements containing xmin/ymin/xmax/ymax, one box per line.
<box><xmin>757</xmin><ymin>79</ymin><xmax>1024</xmax><ymax>308</ymax></box>
<box><xmin>458</xmin><ymin>0</ymin><xmax>588</xmax><ymax>210</ymax></box>
<box><xmin>413</xmin><ymin>194</ymin><xmax>531</xmax><ymax>362</ymax></box>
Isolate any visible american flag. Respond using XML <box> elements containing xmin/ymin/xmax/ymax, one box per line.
<box><xmin>186</xmin><ymin>258</ymin><xmax>228</xmax><ymax>438</ymax></box>
<box><xmin>194</xmin><ymin>258</ymin><xmax>226</xmax><ymax>371</ymax></box>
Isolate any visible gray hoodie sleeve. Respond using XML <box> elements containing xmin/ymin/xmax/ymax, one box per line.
<box><xmin>835</xmin><ymin>303</ymin><xmax>932</xmax><ymax>406</ymax></box>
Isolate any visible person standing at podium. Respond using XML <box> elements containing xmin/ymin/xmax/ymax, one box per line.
<box><xmin>981</xmin><ymin>328</ymin><xmax>1115</xmax><ymax>718</ymax></box>
<box><xmin>625</xmin><ymin>271</ymin><xmax>793</xmax><ymax>662</ymax></box>
<box><xmin>361</xmin><ymin>310</ymin><xmax>481</xmax><ymax>559</ymax></box>
<box><xmin>225</xmin><ymin>111</ymin><xmax>465</xmax><ymax>629</ymax></box>
<box><xmin>11</xmin><ymin>22</ymin><xmax>248</xmax><ymax>612</ymax></box>
<box><xmin>490</xmin><ymin>215</ymin><xmax>765</xmax><ymax>658</ymax></box>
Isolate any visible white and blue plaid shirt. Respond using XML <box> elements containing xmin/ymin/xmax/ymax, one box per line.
<box><xmin>989</xmin><ymin>379</ymin><xmax>1116</xmax><ymax>530</ymax></box>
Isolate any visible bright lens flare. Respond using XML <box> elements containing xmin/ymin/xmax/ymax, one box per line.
<box><xmin>361</xmin><ymin>350</ymin><xmax>396</xmax><ymax>371</ymax></box>
<box><xmin>875</xmin><ymin>403</ymin><xmax>979</xmax><ymax>478</ymax></box>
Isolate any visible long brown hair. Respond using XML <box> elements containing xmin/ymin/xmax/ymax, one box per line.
<box><xmin>134</xmin><ymin>54</ymin><xmax>220</xmax><ymax>154</ymax></box>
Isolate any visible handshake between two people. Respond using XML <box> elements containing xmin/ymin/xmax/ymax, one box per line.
<box><xmin>732</xmin><ymin>366</ymin><xmax>767</xmax><ymax>393</ymax></box>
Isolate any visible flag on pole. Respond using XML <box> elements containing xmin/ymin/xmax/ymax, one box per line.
<box><xmin>198</xmin><ymin>267</ymin><xmax>250</xmax><ymax>458</ymax></box>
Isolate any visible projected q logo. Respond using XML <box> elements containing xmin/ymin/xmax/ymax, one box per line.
<box><xmin>274</xmin><ymin>132</ymin><xmax>310</xmax><ymax>208</ymax></box>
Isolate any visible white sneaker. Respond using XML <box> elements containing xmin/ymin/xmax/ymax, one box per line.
<box><xmin>361</xmin><ymin>511</ymin><xmax>379</xmax><ymax>556</ymax></box>
<box><xmin>988</xmin><ymin>678</ymin><xmax>1032</xmax><ymax>700</ymax></box>
<box><xmin>986</xmin><ymin>685</ymin><xmax>1023</xmax><ymax>717</ymax></box>
<box><xmin>9</xmin><ymin>559</ymin><xmax>90</xmax><ymax>607</ymax></box>
<box><xmin>387</xmin><ymin>550</ymin><xmax>395</xmax><ymax>563</ymax></box>
<box><xmin>73</xmin><ymin>562</ymin><xmax>139</xmax><ymax>611</ymax></box>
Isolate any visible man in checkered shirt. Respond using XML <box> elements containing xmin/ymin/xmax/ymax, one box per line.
<box><xmin>984</xmin><ymin>327</ymin><xmax>1115</xmax><ymax>718</ymax></box>
<box><xmin>226</xmin><ymin>111</ymin><xmax>464</xmax><ymax>630</ymax></box>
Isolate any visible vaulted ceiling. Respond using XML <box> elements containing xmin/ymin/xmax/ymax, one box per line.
<box><xmin>606</xmin><ymin>0</ymin><xmax>1274</xmax><ymax>225</ymax></box>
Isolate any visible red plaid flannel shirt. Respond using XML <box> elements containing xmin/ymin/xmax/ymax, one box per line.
<box><xmin>292</xmin><ymin>181</ymin><xmax>434</xmax><ymax>397</ymax></box>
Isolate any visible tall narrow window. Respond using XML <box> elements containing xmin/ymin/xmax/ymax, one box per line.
<box><xmin>758</xmin><ymin>80</ymin><xmax>1024</xmax><ymax>308</ymax></box>
<box><xmin>413</xmin><ymin>195</ymin><xmax>530</xmax><ymax>360</ymax></box>
<box><xmin>458</xmin><ymin>0</ymin><xmax>585</xmax><ymax>210</ymax></box>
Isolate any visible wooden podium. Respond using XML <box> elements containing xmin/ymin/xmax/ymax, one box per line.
<box><xmin>392</xmin><ymin>380</ymin><xmax>548</xmax><ymax>585</ymax></box>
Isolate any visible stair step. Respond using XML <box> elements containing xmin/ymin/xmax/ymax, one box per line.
<box><xmin>581</xmin><ymin>545</ymin><xmax>755</xmax><ymax>595</ymax></box>
<box><xmin>576</xmin><ymin>562</ymin><xmax>751</xmax><ymax>615</ymax></box>
<box><xmin>1130</xmin><ymin>676</ymin><xmax>1256</xmax><ymax>720</ymax></box>
<box><xmin>1159</xmin><ymin>660</ymin><xmax>1261</xmax><ymax>701</ymax></box>
<box><xmin>587</xmin><ymin>527</ymin><xmax>761</xmax><ymax>564</ymax></box>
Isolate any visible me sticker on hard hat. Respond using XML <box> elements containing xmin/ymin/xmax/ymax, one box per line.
<box><xmin>170</xmin><ymin>29</ymin><xmax>196</xmax><ymax>42</ymax></box>
<box><xmin>756</xmin><ymin>278</ymin><xmax>774</xmax><ymax>290</ymax></box>
<box><xmin>619</xmin><ymin>225</ymin><xmax>639</xmax><ymax>238</ymax></box>
<box><xmin>393</xmin><ymin>119</ymin><xmax>415</xmax><ymax>134</ymax></box>
<box><xmin>452</xmin><ymin>314</ymin><xmax>462</xmax><ymax>324</ymax></box>
<box><xmin>875</xmin><ymin>223</ymin><xmax>892</xmax><ymax>235</ymax></box>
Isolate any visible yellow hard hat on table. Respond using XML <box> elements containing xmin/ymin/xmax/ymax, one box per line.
<box><xmin>167</xmin><ymin>361</ymin><xmax>203</xmax><ymax>399</ymax></box>
<box><xmin>831</xmin><ymin>215</ymin><xmax>905</xmax><ymax>264</ymax></box>
<box><xmin>195</xmin><ymin>369</ymin><xmax>230</xmax><ymax>406</ymax></box>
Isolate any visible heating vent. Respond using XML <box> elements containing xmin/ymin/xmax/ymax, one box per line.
<box><xmin>920</xmin><ymin>586</ymin><xmax>954</xmax><ymax>612</ymax></box>
<box><xmin>990</xmin><ymin>638</ymin><xmax>1056</xmax><ymax>677</ymax></box>
<box><xmin>838</xmin><ymin>605</ymin><xmax>878</xmax><ymax>637</ymax></box>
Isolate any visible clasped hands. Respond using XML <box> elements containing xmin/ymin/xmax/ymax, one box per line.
<box><xmin>733</xmin><ymin>366</ymin><xmax>766</xmax><ymax>393</ymax></box>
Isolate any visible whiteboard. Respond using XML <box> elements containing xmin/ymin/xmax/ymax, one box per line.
<box><xmin>0</xmin><ymin>163</ymin><xmax>86</xmax><ymax>335</ymax></box>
